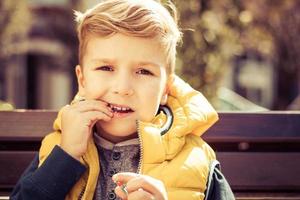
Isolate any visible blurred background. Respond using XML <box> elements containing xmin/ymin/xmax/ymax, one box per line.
<box><xmin>0</xmin><ymin>0</ymin><xmax>299</xmax><ymax>111</ymax></box>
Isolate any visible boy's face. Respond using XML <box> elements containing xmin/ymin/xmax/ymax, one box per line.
<box><xmin>76</xmin><ymin>33</ymin><xmax>168</xmax><ymax>143</ymax></box>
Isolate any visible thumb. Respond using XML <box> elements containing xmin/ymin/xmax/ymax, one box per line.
<box><xmin>112</xmin><ymin>172</ymin><xmax>140</xmax><ymax>184</ymax></box>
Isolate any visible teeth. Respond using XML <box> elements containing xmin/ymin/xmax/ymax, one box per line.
<box><xmin>109</xmin><ymin>104</ymin><xmax>131</xmax><ymax>112</ymax></box>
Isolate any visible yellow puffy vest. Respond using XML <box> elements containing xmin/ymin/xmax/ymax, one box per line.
<box><xmin>39</xmin><ymin>75</ymin><xmax>218</xmax><ymax>200</ymax></box>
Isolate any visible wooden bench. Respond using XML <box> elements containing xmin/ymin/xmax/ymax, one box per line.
<box><xmin>1</xmin><ymin>110</ymin><xmax>300</xmax><ymax>199</ymax></box>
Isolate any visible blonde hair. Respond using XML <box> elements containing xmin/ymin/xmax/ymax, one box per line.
<box><xmin>75</xmin><ymin>0</ymin><xmax>182</xmax><ymax>74</ymax></box>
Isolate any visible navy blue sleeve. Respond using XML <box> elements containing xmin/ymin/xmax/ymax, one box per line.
<box><xmin>10</xmin><ymin>145</ymin><xmax>86</xmax><ymax>200</ymax></box>
<box><xmin>204</xmin><ymin>160</ymin><xmax>235</xmax><ymax>200</ymax></box>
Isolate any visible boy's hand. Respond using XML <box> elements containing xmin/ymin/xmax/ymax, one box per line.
<box><xmin>60</xmin><ymin>100</ymin><xmax>113</xmax><ymax>160</ymax></box>
<box><xmin>113</xmin><ymin>172</ymin><xmax>168</xmax><ymax>200</ymax></box>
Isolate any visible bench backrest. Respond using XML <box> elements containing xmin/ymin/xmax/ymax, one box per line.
<box><xmin>1</xmin><ymin>110</ymin><xmax>300</xmax><ymax>199</ymax></box>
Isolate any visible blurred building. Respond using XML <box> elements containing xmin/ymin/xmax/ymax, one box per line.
<box><xmin>1</xmin><ymin>0</ymin><xmax>79</xmax><ymax>109</ymax></box>
<box><xmin>0</xmin><ymin>0</ymin><xmax>108</xmax><ymax>109</ymax></box>
<box><xmin>222</xmin><ymin>51</ymin><xmax>275</xmax><ymax>109</ymax></box>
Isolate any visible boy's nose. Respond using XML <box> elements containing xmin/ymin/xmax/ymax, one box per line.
<box><xmin>112</xmin><ymin>76</ymin><xmax>134</xmax><ymax>96</ymax></box>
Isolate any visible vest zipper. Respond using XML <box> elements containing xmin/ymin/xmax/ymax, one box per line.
<box><xmin>78</xmin><ymin>185</ymin><xmax>86</xmax><ymax>200</ymax></box>
<box><xmin>136</xmin><ymin>120</ymin><xmax>143</xmax><ymax>174</ymax></box>
<box><xmin>78</xmin><ymin>156</ymin><xmax>88</xmax><ymax>200</ymax></box>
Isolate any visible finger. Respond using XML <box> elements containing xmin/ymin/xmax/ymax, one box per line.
<box><xmin>113</xmin><ymin>173</ymin><xmax>159</xmax><ymax>196</ymax></box>
<box><xmin>71</xmin><ymin>95</ymin><xmax>86</xmax><ymax>105</ymax></box>
<box><xmin>112</xmin><ymin>172</ymin><xmax>140</xmax><ymax>185</ymax></box>
<box><xmin>115</xmin><ymin>185</ymin><xmax>128</xmax><ymax>200</ymax></box>
<box><xmin>72</xmin><ymin>100</ymin><xmax>113</xmax><ymax>117</ymax></box>
<box><xmin>82</xmin><ymin>110</ymin><xmax>112</xmax><ymax>127</ymax></box>
<box><xmin>128</xmin><ymin>188</ymin><xmax>155</xmax><ymax>200</ymax></box>
<box><xmin>125</xmin><ymin>176</ymin><xmax>158</xmax><ymax>194</ymax></box>
<box><xmin>72</xmin><ymin>99</ymin><xmax>108</xmax><ymax>109</ymax></box>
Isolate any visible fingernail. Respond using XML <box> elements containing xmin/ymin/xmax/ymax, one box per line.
<box><xmin>116</xmin><ymin>181</ymin><xmax>123</xmax><ymax>186</ymax></box>
<box><xmin>112</xmin><ymin>175</ymin><xmax>117</xmax><ymax>182</ymax></box>
<box><xmin>109</xmin><ymin>112</ymin><xmax>114</xmax><ymax>117</ymax></box>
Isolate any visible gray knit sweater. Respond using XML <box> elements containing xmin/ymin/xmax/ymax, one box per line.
<box><xmin>93</xmin><ymin>133</ymin><xmax>140</xmax><ymax>200</ymax></box>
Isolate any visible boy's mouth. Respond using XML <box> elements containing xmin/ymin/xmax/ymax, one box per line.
<box><xmin>108</xmin><ymin>103</ymin><xmax>134</xmax><ymax>113</ymax></box>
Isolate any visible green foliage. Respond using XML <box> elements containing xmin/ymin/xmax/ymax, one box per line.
<box><xmin>174</xmin><ymin>0</ymin><xmax>299</xmax><ymax>108</ymax></box>
<box><xmin>0</xmin><ymin>0</ymin><xmax>30</xmax><ymax>58</ymax></box>
<box><xmin>174</xmin><ymin>0</ymin><xmax>242</xmax><ymax>104</ymax></box>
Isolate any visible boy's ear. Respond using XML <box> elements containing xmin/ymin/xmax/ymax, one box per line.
<box><xmin>75</xmin><ymin>65</ymin><xmax>85</xmax><ymax>97</ymax></box>
<box><xmin>160</xmin><ymin>93</ymin><xmax>168</xmax><ymax>105</ymax></box>
<box><xmin>160</xmin><ymin>85</ymin><xmax>169</xmax><ymax>105</ymax></box>
<box><xmin>160</xmin><ymin>75</ymin><xmax>175</xmax><ymax>105</ymax></box>
<box><xmin>160</xmin><ymin>75</ymin><xmax>174</xmax><ymax>105</ymax></box>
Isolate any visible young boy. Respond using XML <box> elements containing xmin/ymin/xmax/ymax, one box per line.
<box><xmin>11</xmin><ymin>0</ymin><xmax>234</xmax><ymax>199</ymax></box>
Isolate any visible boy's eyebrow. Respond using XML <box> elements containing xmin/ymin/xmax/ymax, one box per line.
<box><xmin>91</xmin><ymin>58</ymin><xmax>161</xmax><ymax>68</ymax></box>
<box><xmin>136</xmin><ymin>61</ymin><xmax>161</xmax><ymax>68</ymax></box>
<box><xmin>91</xmin><ymin>58</ymin><xmax>117</xmax><ymax>65</ymax></box>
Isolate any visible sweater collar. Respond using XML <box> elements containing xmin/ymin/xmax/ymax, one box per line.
<box><xmin>93</xmin><ymin>132</ymin><xmax>139</xmax><ymax>150</ymax></box>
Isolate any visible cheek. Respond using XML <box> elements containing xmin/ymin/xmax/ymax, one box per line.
<box><xmin>141</xmin><ymin>80</ymin><xmax>165</xmax><ymax>98</ymax></box>
<box><xmin>83</xmin><ymin>75</ymin><xmax>108</xmax><ymax>99</ymax></box>
<box><xmin>138</xmin><ymin>81</ymin><xmax>165</xmax><ymax>119</ymax></box>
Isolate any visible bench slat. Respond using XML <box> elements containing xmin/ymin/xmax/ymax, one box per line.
<box><xmin>204</xmin><ymin>112</ymin><xmax>300</xmax><ymax>142</ymax></box>
<box><xmin>0</xmin><ymin>151</ymin><xmax>36</xmax><ymax>188</ymax></box>
<box><xmin>217</xmin><ymin>152</ymin><xmax>300</xmax><ymax>191</ymax></box>
<box><xmin>1</xmin><ymin>151</ymin><xmax>299</xmax><ymax>191</ymax></box>
<box><xmin>1</xmin><ymin>111</ymin><xmax>300</xmax><ymax>141</ymax></box>
<box><xmin>235</xmin><ymin>193</ymin><xmax>300</xmax><ymax>200</ymax></box>
<box><xmin>0</xmin><ymin>111</ymin><xmax>56</xmax><ymax>141</ymax></box>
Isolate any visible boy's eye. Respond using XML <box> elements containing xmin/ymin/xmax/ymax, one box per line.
<box><xmin>96</xmin><ymin>66</ymin><xmax>113</xmax><ymax>71</ymax></box>
<box><xmin>137</xmin><ymin>69</ymin><xmax>154</xmax><ymax>76</ymax></box>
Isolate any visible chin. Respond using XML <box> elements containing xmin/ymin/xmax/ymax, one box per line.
<box><xmin>96</xmin><ymin>121</ymin><xmax>137</xmax><ymax>138</ymax></box>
